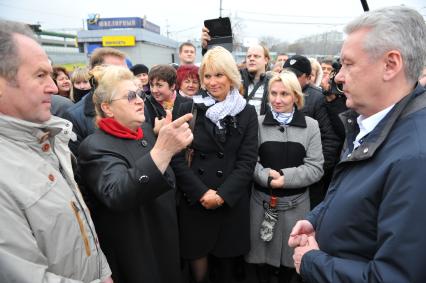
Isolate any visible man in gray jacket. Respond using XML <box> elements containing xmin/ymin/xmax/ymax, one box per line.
<box><xmin>0</xmin><ymin>20</ymin><xmax>112</xmax><ymax>283</ymax></box>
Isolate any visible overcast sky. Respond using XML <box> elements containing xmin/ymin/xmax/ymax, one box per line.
<box><xmin>1</xmin><ymin>0</ymin><xmax>425</xmax><ymax>43</ymax></box>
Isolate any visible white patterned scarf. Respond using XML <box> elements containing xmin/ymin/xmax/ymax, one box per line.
<box><xmin>271</xmin><ymin>106</ymin><xmax>295</xmax><ymax>125</ymax></box>
<box><xmin>193</xmin><ymin>88</ymin><xmax>247</xmax><ymax>129</ymax></box>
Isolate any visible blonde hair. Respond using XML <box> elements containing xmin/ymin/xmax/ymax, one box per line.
<box><xmin>92</xmin><ymin>65</ymin><xmax>135</xmax><ymax>119</ymax></box>
<box><xmin>309</xmin><ymin>58</ymin><xmax>323</xmax><ymax>87</ymax></box>
<box><xmin>71</xmin><ymin>67</ymin><xmax>91</xmax><ymax>83</ymax></box>
<box><xmin>70</xmin><ymin>67</ymin><xmax>91</xmax><ymax>102</ymax></box>
<box><xmin>199</xmin><ymin>46</ymin><xmax>242</xmax><ymax>91</ymax></box>
<box><xmin>261</xmin><ymin>45</ymin><xmax>271</xmax><ymax>69</ymax></box>
<box><xmin>268</xmin><ymin>70</ymin><xmax>304</xmax><ymax>109</ymax></box>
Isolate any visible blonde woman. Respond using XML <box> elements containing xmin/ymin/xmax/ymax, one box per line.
<box><xmin>70</xmin><ymin>67</ymin><xmax>92</xmax><ymax>102</ymax></box>
<box><xmin>246</xmin><ymin>71</ymin><xmax>324</xmax><ymax>283</ymax></box>
<box><xmin>172</xmin><ymin>46</ymin><xmax>258</xmax><ymax>283</ymax></box>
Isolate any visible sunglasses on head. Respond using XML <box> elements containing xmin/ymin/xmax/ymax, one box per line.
<box><xmin>111</xmin><ymin>89</ymin><xmax>146</xmax><ymax>103</ymax></box>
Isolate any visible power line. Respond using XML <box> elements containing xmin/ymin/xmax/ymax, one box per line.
<box><xmin>242</xmin><ymin>17</ymin><xmax>346</xmax><ymax>26</ymax></box>
<box><xmin>168</xmin><ymin>16</ymin><xmax>344</xmax><ymax>37</ymax></box>
<box><xmin>226</xmin><ymin>9</ymin><xmax>355</xmax><ymax>19</ymax></box>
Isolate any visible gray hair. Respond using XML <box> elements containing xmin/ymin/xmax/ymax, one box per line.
<box><xmin>344</xmin><ymin>6</ymin><xmax>426</xmax><ymax>84</ymax></box>
<box><xmin>0</xmin><ymin>20</ymin><xmax>37</xmax><ymax>82</ymax></box>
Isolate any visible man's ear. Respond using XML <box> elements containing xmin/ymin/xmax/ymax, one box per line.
<box><xmin>0</xmin><ymin>76</ymin><xmax>12</xmax><ymax>99</ymax></box>
<box><xmin>383</xmin><ymin>50</ymin><xmax>403</xmax><ymax>81</ymax></box>
<box><xmin>0</xmin><ymin>77</ymin><xmax>5</xmax><ymax>98</ymax></box>
<box><xmin>101</xmin><ymin>102</ymin><xmax>113</xmax><ymax>118</ymax></box>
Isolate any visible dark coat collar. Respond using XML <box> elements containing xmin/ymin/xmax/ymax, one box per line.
<box><xmin>262</xmin><ymin>106</ymin><xmax>307</xmax><ymax>128</ymax></box>
<box><xmin>83</xmin><ymin>91</ymin><xmax>96</xmax><ymax>117</ymax></box>
<box><xmin>241</xmin><ymin>68</ymin><xmax>267</xmax><ymax>85</ymax></box>
<box><xmin>339</xmin><ymin>84</ymin><xmax>426</xmax><ymax>163</ymax></box>
<box><xmin>302</xmin><ymin>84</ymin><xmax>322</xmax><ymax>95</ymax></box>
<box><xmin>193</xmin><ymin>89</ymin><xmax>214</xmax><ymax>111</ymax></box>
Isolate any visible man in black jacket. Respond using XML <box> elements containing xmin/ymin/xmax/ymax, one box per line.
<box><xmin>284</xmin><ymin>55</ymin><xmax>341</xmax><ymax>208</ymax></box>
<box><xmin>240</xmin><ymin>44</ymin><xmax>271</xmax><ymax>115</ymax></box>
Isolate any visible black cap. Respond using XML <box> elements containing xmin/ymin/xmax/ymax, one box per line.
<box><xmin>283</xmin><ymin>55</ymin><xmax>311</xmax><ymax>76</ymax></box>
<box><xmin>130</xmin><ymin>64</ymin><xmax>149</xmax><ymax>76</ymax></box>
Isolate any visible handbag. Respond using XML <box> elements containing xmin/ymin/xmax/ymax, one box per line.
<box><xmin>260</xmin><ymin>196</ymin><xmax>278</xmax><ymax>242</ymax></box>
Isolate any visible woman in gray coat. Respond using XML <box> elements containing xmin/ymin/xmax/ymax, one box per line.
<box><xmin>246</xmin><ymin>71</ymin><xmax>324</xmax><ymax>283</ymax></box>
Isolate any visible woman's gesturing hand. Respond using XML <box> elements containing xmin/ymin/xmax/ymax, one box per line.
<box><xmin>151</xmin><ymin>111</ymin><xmax>194</xmax><ymax>173</ymax></box>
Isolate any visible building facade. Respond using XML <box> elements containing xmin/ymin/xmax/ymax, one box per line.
<box><xmin>77</xmin><ymin>17</ymin><xmax>179</xmax><ymax>68</ymax></box>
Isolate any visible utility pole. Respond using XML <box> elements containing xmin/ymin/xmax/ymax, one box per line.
<box><xmin>166</xmin><ymin>19</ymin><xmax>170</xmax><ymax>38</ymax></box>
<box><xmin>220</xmin><ymin>0</ymin><xmax>223</xmax><ymax>17</ymax></box>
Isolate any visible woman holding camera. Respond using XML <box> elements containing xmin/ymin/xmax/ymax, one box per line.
<box><xmin>77</xmin><ymin>65</ymin><xmax>193</xmax><ymax>283</ymax></box>
<box><xmin>172</xmin><ymin>46</ymin><xmax>258</xmax><ymax>283</ymax></box>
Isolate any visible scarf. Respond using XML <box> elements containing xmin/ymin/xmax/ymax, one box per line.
<box><xmin>72</xmin><ymin>87</ymin><xmax>91</xmax><ymax>103</ymax></box>
<box><xmin>159</xmin><ymin>91</ymin><xmax>177</xmax><ymax>111</ymax></box>
<box><xmin>98</xmin><ymin>118</ymin><xmax>143</xmax><ymax>140</ymax></box>
<box><xmin>143</xmin><ymin>84</ymin><xmax>151</xmax><ymax>94</ymax></box>
<box><xmin>271</xmin><ymin>107</ymin><xmax>295</xmax><ymax>125</ymax></box>
<box><xmin>193</xmin><ymin>88</ymin><xmax>246</xmax><ymax>129</ymax></box>
<box><xmin>193</xmin><ymin>93</ymin><xmax>216</xmax><ymax>106</ymax></box>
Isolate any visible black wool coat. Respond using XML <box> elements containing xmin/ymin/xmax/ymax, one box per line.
<box><xmin>78</xmin><ymin>123</ymin><xmax>181</xmax><ymax>283</ymax></box>
<box><xmin>172</xmin><ymin>98</ymin><xmax>258</xmax><ymax>259</ymax></box>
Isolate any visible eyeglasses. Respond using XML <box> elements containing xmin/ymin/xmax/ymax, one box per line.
<box><xmin>111</xmin><ymin>89</ymin><xmax>146</xmax><ymax>103</ymax></box>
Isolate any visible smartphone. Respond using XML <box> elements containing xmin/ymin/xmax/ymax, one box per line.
<box><xmin>204</xmin><ymin>17</ymin><xmax>233</xmax><ymax>52</ymax></box>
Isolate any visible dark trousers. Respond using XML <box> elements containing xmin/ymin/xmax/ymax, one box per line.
<box><xmin>255</xmin><ymin>264</ymin><xmax>303</xmax><ymax>283</ymax></box>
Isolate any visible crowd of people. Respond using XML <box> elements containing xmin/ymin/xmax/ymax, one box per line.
<box><xmin>1</xmin><ymin>5</ymin><xmax>426</xmax><ymax>283</ymax></box>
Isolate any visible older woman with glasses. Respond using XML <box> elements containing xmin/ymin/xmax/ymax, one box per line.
<box><xmin>172</xmin><ymin>46</ymin><xmax>258</xmax><ymax>283</ymax></box>
<box><xmin>77</xmin><ymin>65</ymin><xmax>193</xmax><ymax>283</ymax></box>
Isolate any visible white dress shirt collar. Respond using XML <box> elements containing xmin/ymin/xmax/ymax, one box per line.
<box><xmin>354</xmin><ymin>104</ymin><xmax>395</xmax><ymax>149</ymax></box>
